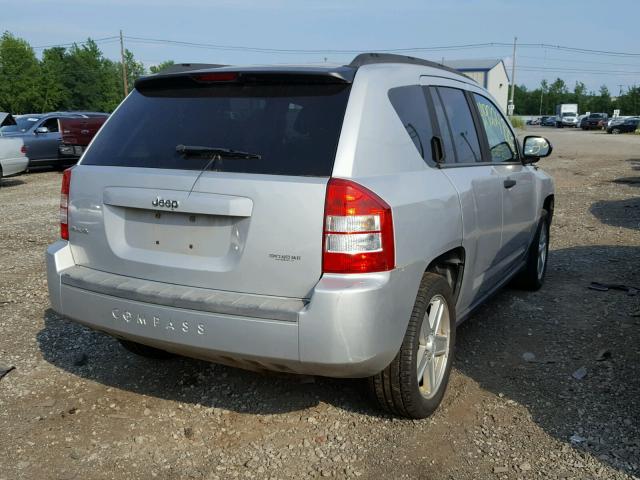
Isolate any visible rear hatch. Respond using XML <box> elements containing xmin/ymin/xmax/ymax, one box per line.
<box><xmin>69</xmin><ymin>70</ymin><xmax>351</xmax><ymax>299</ymax></box>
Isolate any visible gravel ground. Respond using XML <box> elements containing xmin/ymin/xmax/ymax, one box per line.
<box><xmin>0</xmin><ymin>128</ymin><xmax>639</xmax><ymax>480</ymax></box>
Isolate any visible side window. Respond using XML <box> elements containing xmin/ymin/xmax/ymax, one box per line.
<box><xmin>427</xmin><ymin>87</ymin><xmax>456</xmax><ymax>164</ymax></box>
<box><xmin>473</xmin><ymin>94</ymin><xmax>518</xmax><ymax>163</ymax></box>
<box><xmin>41</xmin><ymin>118</ymin><xmax>59</xmax><ymax>133</ymax></box>
<box><xmin>388</xmin><ymin>85</ymin><xmax>434</xmax><ymax>161</ymax></box>
<box><xmin>436</xmin><ymin>87</ymin><xmax>481</xmax><ymax>164</ymax></box>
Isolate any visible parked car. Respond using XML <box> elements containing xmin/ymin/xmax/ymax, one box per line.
<box><xmin>58</xmin><ymin>115</ymin><xmax>109</xmax><ymax>161</ymax></box>
<box><xmin>0</xmin><ymin>111</ymin><xmax>108</xmax><ymax>170</ymax></box>
<box><xmin>606</xmin><ymin>117</ymin><xmax>639</xmax><ymax>134</ymax></box>
<box><xmin>526</xmin><ymin>117</ymin><xmax>541</xmax><ymax>126</ymax></box>
<box><xmin>0</xmin><ymin>112</ymin><xmax>29</xmax><ymax>180</ymax></box>
<box><xmin>607</xmin><ymin>116</ymin><xmax>637</xmax><ymax>129</ymax></box>
<box><xmin>580</xmin><ymin>113</ymin><xmax>608</xmax><ymax>130</ymax></box>
<box><xmin>541</xmin><ymin>116</ymin><xmax>557</xmax><ymax>126</ymax></box>
<box><xmin>46</xmin><ymin>54</ymin><xmax>554</xmax><ymax>419</ymax></box>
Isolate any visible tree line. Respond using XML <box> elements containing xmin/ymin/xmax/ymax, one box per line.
<box><xmin>0</xmin><ymin>31</ymin><xmax>174</xmax><ymax>114</ymax></box>
<box><xmin>514</xmin><ymin>78</ymin><xmax>640</xmax><ymax>116</ymax></box>
<box><xmin>1</xmin><ymin>31</ymin><xmax>639</xmax><ymax>116</ymax></box>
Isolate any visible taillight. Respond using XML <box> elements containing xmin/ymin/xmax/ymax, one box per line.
<box><xmin>20</xmin><ymin>145</ymin><xmax>27</xmax><ymax>155</ymax></box>
<box><xmin>60</xmin><ymin>168</ymin><xmax>72</xmax><ymax>240</ymax></box>
<box><xmin>323</xmin><ymin>178</ymin><xmax>395</xmax><ymax>274</ymax></box>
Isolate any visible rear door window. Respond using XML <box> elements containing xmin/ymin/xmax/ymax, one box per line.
<box><xmin>81</xmin><ymin>80</ymin><xmax>351</xmax><ymax>176</ymax></box>
<box><xmin>473</xmin><ymin>94</ymin><xmax>518</xmax><ymax>163</ymax></box>
<box><xmin>435</xmin><ymin>87</ymin><xmax>482</xmax><ymax>164</ymax></box>
<box><xmin>388</xmin><ymin>85</ymin><xmax>434</xmax><ymax>161</ymax></box>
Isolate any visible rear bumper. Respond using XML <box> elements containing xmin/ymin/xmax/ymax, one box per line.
<box><xmin>46</xmin><ymin>241</ymin><xmax>421</xmax><ymax>377</ymax></box>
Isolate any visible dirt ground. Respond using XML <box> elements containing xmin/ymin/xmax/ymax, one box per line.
<box><xmin>0</xmin><ymin>128</ymin><xmax>639</xmax><ymax>480</ymax></box>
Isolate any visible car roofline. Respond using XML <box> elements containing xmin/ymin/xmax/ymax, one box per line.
<box><xmin>134</xmin><ymin>52</ymin><xmax>472</xmax><ymax>89</ymax></box>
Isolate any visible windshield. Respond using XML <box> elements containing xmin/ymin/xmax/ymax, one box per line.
<box><xmin>0</xmin><ymin>116</ymin><xmax>39</xmax><ymax>133</ymax></box>
<box><xmin>82</xmin><ymin>81</ymin><xmax>351</xmax><ymax>176</ymax></box>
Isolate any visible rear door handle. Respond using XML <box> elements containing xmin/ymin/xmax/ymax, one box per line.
<box><xmin>504</xmin><ymin>179</ymin><xmax>517</xmax><ymax>189</ymax></box>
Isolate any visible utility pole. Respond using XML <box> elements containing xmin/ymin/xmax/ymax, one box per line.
<box><xmin>539</xmin><ymin>49</ymin><xmax>547</xmax><ymax>116</ymax></box>
<box><xmin>119</xmin><ymin>30</ymin><xmax>129</xmax><ymax>98</ymax></box>
<box><xmin>508</xmin><ymin>36</ymin><xmax>517</xmax><ymax>116</ymax></box>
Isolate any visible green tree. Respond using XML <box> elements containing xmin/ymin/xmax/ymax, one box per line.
<box><xmin>150</xmin><ymin>60</ymin><xmax>175</xmax><ymax>74</ymax></box>
<box><xmin>615</xmin><ymin>86</ymin><xmax>640</xmax><ymax>115</ymax></box>
<box><xmin>119</xmin><ymin>48</ymin><xmax>146</xmax><ymax>95</ymax></box>
<box><xmin>0</xmin><ymin>31</ymin><xmax>41</xmax><ymax>113</ymax></box>
<box><xmin>39</xmin><ymin>46</ymin><xmax>70</xmax><ymax>112</ymax></box>
<box><xmin>571</xmin><ymin>81</ymin><xmax>587</xmax><ymax>110</ymax></box>
<box><xmin>64</xmin><ymin>39</ymin><xmax>120</xmax><ymax>112</ymax></box>
<box><xmin>591</xmin><ymin>85</ymin><xmax>612</xmax><ymax>114</ymax></box>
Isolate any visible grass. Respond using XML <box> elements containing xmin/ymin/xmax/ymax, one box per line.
<box><xmin>509</xmin><ymin>116</ymin><xmax>525</xmax><ymax>129</ymax></box>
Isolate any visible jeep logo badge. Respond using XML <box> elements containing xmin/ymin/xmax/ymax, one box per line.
<box><xmin>152</xmin><ymin>197</ymin><xmax>180</xmax><ymax>210</ymax></box>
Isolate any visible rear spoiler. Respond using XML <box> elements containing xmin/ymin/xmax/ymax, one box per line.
<box><xmin>135</xmin><ymin>66</ymin><xmax>356</xmax><ymax>90</ymax></box>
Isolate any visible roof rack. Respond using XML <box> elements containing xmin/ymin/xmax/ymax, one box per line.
<box><xmin>348</xmin><ymin>53</ymin><xmax>469</xmax><ymax>79</ymax></box>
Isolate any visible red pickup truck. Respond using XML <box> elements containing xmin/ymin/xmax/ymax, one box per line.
<box><xmin>58</xmin><ymin>115</ymin><xmax>108</xmax><ymax>162</ymax></box>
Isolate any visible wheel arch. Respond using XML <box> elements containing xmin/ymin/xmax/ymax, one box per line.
<box><xmin>425</xmin><ymin>246</ymin><xmax>465</xmax><ymax>304</ymax></box>
<box><xmin>543</xmin><ymin>194</ymin><xmax>554</xmax><ymax>224</ymax></box>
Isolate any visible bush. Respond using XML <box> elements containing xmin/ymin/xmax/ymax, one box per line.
<box><xmin>509</xmin><ymin>116</ymin><xmax>525</xmax><ymax>129</ymax></box>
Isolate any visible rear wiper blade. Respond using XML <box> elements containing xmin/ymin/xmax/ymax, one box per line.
<box><xmin>176</xmin><ymin>144</ymin><xmax>261</xmax><ymax>160</ymax></box>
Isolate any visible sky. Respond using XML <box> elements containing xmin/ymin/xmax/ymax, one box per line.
<box><xmin>2</xmin><ymin>0</ymin><xmax>640</xmax><ymax>94</ymax></box>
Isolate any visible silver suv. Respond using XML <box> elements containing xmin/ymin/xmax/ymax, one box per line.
<box><xmin>46</xmin><ymin>54</ymin><xmax>554</xmax><ymax>418</ymax></box>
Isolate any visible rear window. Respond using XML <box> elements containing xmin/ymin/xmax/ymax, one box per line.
<box><xmin>0</xmin><ymin>116</ymin><xmax>39</xmax><ymax>133</ymax></box>
<box><xmin>81</xmin><ymin>80</ymin><xmax>351</xmax><ymax>176</ymax></box>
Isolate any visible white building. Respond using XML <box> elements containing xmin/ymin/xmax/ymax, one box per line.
<box><xmin>443</xmin><ymin>59</ymin><xmax>510</xmax><ymax>113</ymax></box>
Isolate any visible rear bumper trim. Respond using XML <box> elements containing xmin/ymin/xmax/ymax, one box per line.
<box><xmin>60</xmin><ymin>265</ymin><xmax>306</xmax><ymax>322</ymax></box>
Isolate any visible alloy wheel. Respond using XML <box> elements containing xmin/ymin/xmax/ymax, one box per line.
<box><xmin>416</xmin><ymin>295</ymin><xmax>450</xmax><ymax>399</ymax></box>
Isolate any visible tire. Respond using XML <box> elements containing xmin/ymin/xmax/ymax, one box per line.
<box><xmin>118</xmin><ymin>339</ymin><xmax>174</xmax><ymax>359</ymax></box>
<box><xmin>514</xmin><ymin>210</ymin><xmax>550</xmax><ymax>291</ymax></box>
<box><xmin>368</xmin><ymin>273</ymin><xmax>456</xmax><ymax>419</ymax></box>
<box><xmin>612</xmin><ymin>128</ymin><xmax>621</xmax><ymax>135</ymax></box>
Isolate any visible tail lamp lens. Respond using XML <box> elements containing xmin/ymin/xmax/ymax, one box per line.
<box><xmin>60</xmin><ymin>168</ymin><xmax>72</xmax><ymax>240</ymax></box>
<box><xmin>322</xmin><ymin>178</ymin><xmax>394</xmax><ymax>274</ymax></box>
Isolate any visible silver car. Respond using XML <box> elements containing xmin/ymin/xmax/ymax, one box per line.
<box><xmin>46</xmin><ymin>54</ymin><xmax>554</xmax><ymax>418</ymax></box>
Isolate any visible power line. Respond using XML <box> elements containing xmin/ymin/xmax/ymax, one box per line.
<box><xmin>31</xmin><ymin>36</ymin><xmax>119</xmax><ymax>50</ymax></box>
<box><xmin>518</xmin><ymin>65</ymin><xmax>640</xmax><ymax>75</ymax></box>
<box><xmin>519</xmin><ymin>54</ymin><xmax>640</xmax><ymax>68</ymax></box>
<box><xmin>124</xmin><ymin>36</ymin><xmax>510</xmax><ymax>54</ymax></box>
<box><xmin>123</xmin><ymin>36</ymin><xmax>640</xmax><ymax>58</ymax></box>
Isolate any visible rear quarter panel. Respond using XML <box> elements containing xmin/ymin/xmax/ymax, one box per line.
<box><xmin>333</xmin><ymin>64</ymin><xmax>463</xmax><ymax>310</ymax></box>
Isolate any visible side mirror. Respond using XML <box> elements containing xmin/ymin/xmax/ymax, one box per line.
<box><xmin>522</xmin><ymin>136</ymin><xmax>552</xmax><ymax>163</ymax></box>
<box><xmin>35</xmin><ymin>126</ymin><xmax>49</xmax><ymax>134</ymax></box>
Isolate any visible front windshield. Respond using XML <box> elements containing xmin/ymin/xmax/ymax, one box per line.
<box><xmin>0</xmin><ymin>116</ymin><xmax>39</xmax><ymax>133</ymax></box>
<box><xmin>562</xmin><ymin>113</ymin><xmax>576</xmax><ymax>117</ymax></box>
